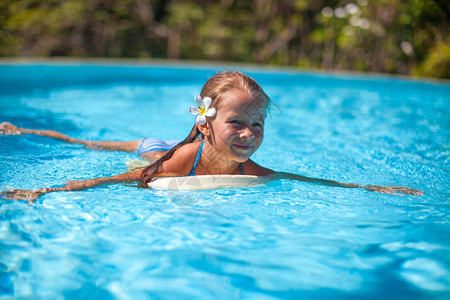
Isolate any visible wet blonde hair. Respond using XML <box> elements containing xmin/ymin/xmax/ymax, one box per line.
<box><xmin>140</xmin><ymin>70</ymin><xmax>270</xmax><ymax>185</ymax></box>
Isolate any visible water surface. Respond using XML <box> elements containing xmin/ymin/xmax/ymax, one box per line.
<box><xmin>0</xmin><ymin>62</ymin><xmax>449</xmax><ymax>299</ymax></box>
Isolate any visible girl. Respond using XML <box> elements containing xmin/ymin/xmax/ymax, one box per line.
<box><xmin>1</xmin><ymin>71</ymin><xmax>423</xmax><ymax>202</ymax></box>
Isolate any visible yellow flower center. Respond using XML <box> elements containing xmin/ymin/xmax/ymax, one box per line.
<box><xmin>199</xmin><ymin>107</ymin><xmax>206</xmax><ymax>115</ymax></box>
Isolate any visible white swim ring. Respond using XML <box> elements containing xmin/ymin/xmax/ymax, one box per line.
<box><xmin>147</xmin><ymin>175</ymin><xmax>274</xmax><ymax>191</ymax></box>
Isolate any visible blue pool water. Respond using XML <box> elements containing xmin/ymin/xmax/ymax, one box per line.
<box><xmin>0</xmin><ymin>62</ymin><xmax>449</xmax><ymax>299</ymax></box>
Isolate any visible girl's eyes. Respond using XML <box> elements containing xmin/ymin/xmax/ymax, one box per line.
<box><xmin>229</xmin><ymin>120</ymin><xmax>263</xmax><ymax>129</ymax></box>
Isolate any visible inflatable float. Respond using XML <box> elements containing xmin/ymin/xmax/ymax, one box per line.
<box><xmin>147</xmin><ymin>175</ymin><xmax>274</xmax><ymax>191</ymax></box>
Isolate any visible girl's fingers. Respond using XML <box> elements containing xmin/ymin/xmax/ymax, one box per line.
<box><xmin>0</xmin><ymin>122</ymin><xmax>24</xmax><ymax>135</ymax></box>
<box><xmin>365</xmin><ymin>185</ymin><xmax>422</xmax><ymax>196</ymax></box>
<box><xmin>1</xmin><ymin>189</ymin><xmax>41</xmax><ymax>201</ymax></box>
<box><xmin>388</xmin><ymin>186</ymin><xmax>424</xmax><ymax>196</ymax></box>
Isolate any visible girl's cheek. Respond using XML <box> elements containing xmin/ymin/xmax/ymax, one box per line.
<box><xmin>256</xmin><ymin>128</ymin><xmax>264</xmax><ymax>138</ymax></box>
<box><xmin>227</xmin><ymin>126</ymin><xmax>238</xmax><ymax>135</ymax></box>
<box><xmin>221</xmin><ymin>127</ymin><xmax>237</xmax><ymax>139</ymax></box>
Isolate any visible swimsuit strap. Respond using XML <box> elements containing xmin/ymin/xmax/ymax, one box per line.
<box><xmin>189</xmin><ymin>140</ymin><xmax>244</xmax><ymax>176</ymax></box>
<box><xmin>189</xmin><ymin>140</ymin><xmax>204</xmax><ymax>176</ymax></box>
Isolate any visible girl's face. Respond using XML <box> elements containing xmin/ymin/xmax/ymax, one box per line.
<box><xmin>207</xmin><ymin>90</ymin><xmax>267</xmax><ymax>163</ymax></box>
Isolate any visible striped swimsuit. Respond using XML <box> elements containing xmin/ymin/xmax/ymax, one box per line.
<box><xmin>135</xmin><ymin>137</ymin><xmax>180</xmax><ymax>156</ymax></box>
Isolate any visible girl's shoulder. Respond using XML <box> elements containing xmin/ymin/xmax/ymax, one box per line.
<box><xmin>174</xmin><ymin>141</ymin><xmax>202</xmax><ymax>158</ymax></box>
<box><xmin>244</xmin><ymin>160</ymin><xmax>275</xmax><ymax>176</ymax></box>
<box><xmin>160</xmin><ymin>141</ymin><xmax>202</xmax><ymax>175</ymax></box>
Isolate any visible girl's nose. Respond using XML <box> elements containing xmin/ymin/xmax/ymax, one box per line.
<box><xmin>239</xmin><ymin>127</ymin><xmax>255</xmax><ymax>140</ymax></box>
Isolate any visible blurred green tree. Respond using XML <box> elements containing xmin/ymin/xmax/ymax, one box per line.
<box><xmin>0</xmin><ymin>0</ymin><xmax>447</xmax><ymax>78</ymax></box>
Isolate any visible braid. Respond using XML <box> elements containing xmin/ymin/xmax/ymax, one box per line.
<box><xmin>140</xmin><ymin>124</ymin><xmax>201</xmax><ymax>185</ymax></box>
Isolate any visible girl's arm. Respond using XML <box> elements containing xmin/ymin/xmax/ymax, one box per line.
<box><xmin>1</xmin><ymin>167</ymin><xmax>190</xmax><ymax>203</ymax></box>
<box><xmin>1</xmin><ymin>171</ymin><xmax>144</xmax><ymax>203</ymax></box>
<box><xmin>0</xmin><ymin>122</ymin><xmax>141</xmax><ymax>152</ymax></box>
<box><xmin>272</xmin><ymin>172</ymin><xmax>423</xmax><ymax>196</ymax></box>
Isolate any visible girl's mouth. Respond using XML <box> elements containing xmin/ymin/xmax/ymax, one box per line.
<box><xmin>233</xmin><ymin>144</ymin><xmax>253</xmax><ymax>151</ymax></box>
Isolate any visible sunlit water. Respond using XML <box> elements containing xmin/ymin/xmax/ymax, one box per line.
<box><xmin>0</xmin><ymin>62</ymin><xmax>449</xmax><ymax>299</ymax></box>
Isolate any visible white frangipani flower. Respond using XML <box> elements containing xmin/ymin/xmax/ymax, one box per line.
<box><xmin>189</xmin><ymin>95</ymin><xmax>216</xmax><ymax>125</ymax></box>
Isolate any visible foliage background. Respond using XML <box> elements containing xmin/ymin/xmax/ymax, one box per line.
<box><xmin>0</xmin><ymin>0</ymin><xmax>448</xmax><ymax>78</ymax></box>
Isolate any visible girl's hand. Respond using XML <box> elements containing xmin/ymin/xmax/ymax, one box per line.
<box><xmin>0</xmin><ymin>122</ymin><xmax>25</xmax><ymax>135</ymax></box>
<box><xmin>1</xmin><ymin>189</ymin><xmax>44</xmax><ymax>203</ymax></box>
<box><xmin>364</xmin><ymin>185</ymin><xmax>424</xmax><ymax>196</ymax></box>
